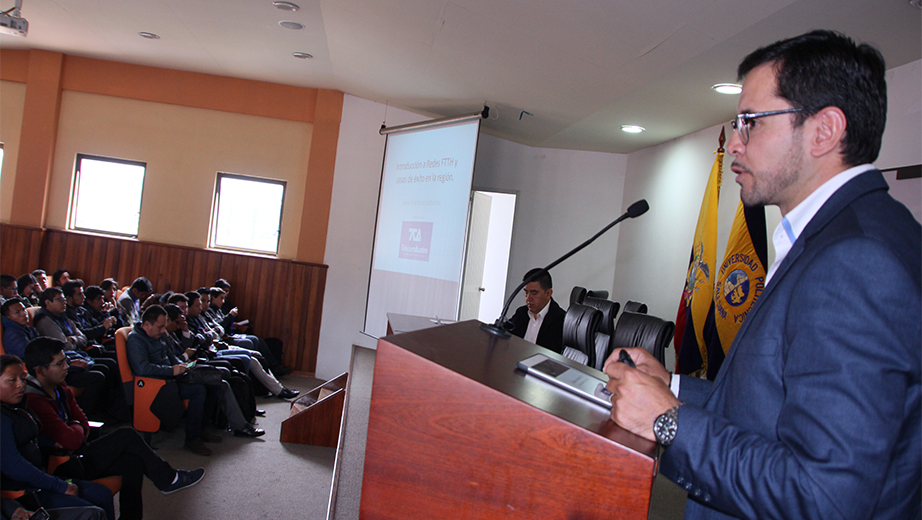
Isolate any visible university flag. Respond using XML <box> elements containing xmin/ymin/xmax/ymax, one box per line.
<box><xmin>709</xmin><ymin>202</ymin><xmax>768</xmax><ymax>378</ymax></box>
<box><xmin>674</xmin><ymin>144</ymin><xmax>722</xmax><ymax>377</ymax></box>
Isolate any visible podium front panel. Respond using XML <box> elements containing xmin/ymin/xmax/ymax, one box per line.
<box><xmin>360</xmin><ymin>320</ymin><xmax>657</xmax><ymax>519</ymax></box>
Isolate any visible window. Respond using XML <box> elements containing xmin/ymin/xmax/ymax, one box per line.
<box><xmin>210</xmin><ymin>173</ymin><xmax>286</xmax><ymax>255</ymax></box>
<box><xmin>69</xmin><ymin>154</ymin><xmax>146</xmax><ymax>237</ymax></box>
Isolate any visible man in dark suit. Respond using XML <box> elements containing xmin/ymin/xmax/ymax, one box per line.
<box><xmin>509</xmin><ymin>268</ymin><xmax>566</xmax><ymax>354</ymax></box>
<box><xmin>603</xmin><ymin>30</ymin><xmax>920</xmax><ymax>519</ymax></box>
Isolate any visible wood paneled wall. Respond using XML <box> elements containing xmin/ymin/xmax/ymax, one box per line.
<box><xmin>0</xmin><ymin>224</ymin><xmax>326</xmax><ymax>374</ymax></box>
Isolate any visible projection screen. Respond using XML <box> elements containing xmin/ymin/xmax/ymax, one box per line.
<box><xmin>363</xmin><ymin>114</ymin><xmax>481</xmax><ymax>337</ymax></box>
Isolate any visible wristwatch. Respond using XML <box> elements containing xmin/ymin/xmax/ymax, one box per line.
<box><xmin>654</xmin><ymin>405</ymin><xmax>681</xmax><ymax>446</ymax></box>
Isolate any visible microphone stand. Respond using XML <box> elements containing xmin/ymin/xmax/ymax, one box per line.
<box><xmin>480</xmin><ymin>199</ymin><xmax>649</xmax><ymax>337</ymax></box>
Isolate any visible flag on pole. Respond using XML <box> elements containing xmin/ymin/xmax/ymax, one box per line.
<box><xmin>674</xmin><ymin>132</ymin><xmax>723</xmax><ymax>377</ymax></box>
<box><xmin>709</xmin><ymin>202</ymin><xmax>768</xmax><ymax>378</ymax></box>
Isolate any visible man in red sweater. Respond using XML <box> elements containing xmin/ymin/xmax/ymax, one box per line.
<box><xmin>22</xmin><ymin>337</ymin><xmax>205</xmax><ymax>520</ymax></box>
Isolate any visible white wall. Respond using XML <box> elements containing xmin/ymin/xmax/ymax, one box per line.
<box><xmin>472</xmin><ymin>134</ymin><xmax>628</xmax><ymax>314</ymax></box>
<box><xmin>316</xmin><ymin>95</ymin><xmax>425</xmax><ymax>379</ymax></box>
<box><xmin>614</xmin><ymin>58</ymin><xmax>922</xmax><ymax>372</ymax></box>
<box><xmin>878</xmin><ymin>59</ymin><xmax>922</xmax><ymax>223</ymax></box>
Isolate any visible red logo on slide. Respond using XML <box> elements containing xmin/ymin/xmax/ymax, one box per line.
<box><xmin>399</xmin><ymin>221</ymin><xmax>432</xmax><ymax>261</ymax></box>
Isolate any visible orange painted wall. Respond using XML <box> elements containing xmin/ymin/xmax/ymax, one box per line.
<box><xmin>0</xmin><ymin>49</ymin><xmax>341</xmax><ymax>264</ymax></box>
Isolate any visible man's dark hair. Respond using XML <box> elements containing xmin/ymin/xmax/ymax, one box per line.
<box><xmin>214</xmin><ymin>279</ymin><xmax>231</xmax><ymax>291</ymax></box>
<box><xmin>39</xmin><ymin>287</ymin><xmax>64</xmax><ymax>308</ymax></box>
<box><xmin>140</xmin><ymin>294</ymin><xmax>162</xmax><ymax>313</ymax></box>
<box><xmin>17</xmin><ymin>274</ymin><xmax>37</xmax><ymax>295</ymax></box>
<box><xmin>737</xmin><ymin>30</ymin><xmax>887</xmax><ymax>166</ymax></box>
<box><xmin>1</xmin><ymin>297</ymin><xmax>26</xmax><ymax>317</ymax></box>
<box><xmin>51</xmin><ymin>269</ymin><xmax>70</xmax><ymax>286</ymax></box>
<box><xmin>100</xmin><ymin>278</ymin><xmax>118</xmax><ymax>292</ymax></box>
<box><xmin>84</xmin><ymin>285</ymin><xmax>105</xmax><ymax>302</ymax></box>
<box><xmin>23</xmin><ymin>337</ymin><xmax>66</xmax><ymax>376</ymax></box>
<box><xmin>164</xmin><ymin>303</ymin><xmax>183</xmax><ymax>322</ymax></box>
<box><xmin>31</xmin><ymin>269</ymin><xmax>46</xmax><ymax>279</ymax></box>
<box><xmin>523</xmin><ymin>268</ymin><xmax>552</xmax><ymax>291</ymax></box>
<box><xmin>0</xmin><ymin>354</ymin><xmax>24</xmax><ymax>375</ymax></box>
<box><xmin>141</xmin><ymin>304</ymin><xmax>167</xmax><ymax>324</ymax></box>
<box><xmin>62</xmin><ymin>279</ymin><xmax>85</xmax><ymax>299</ymax></box>
<box><xmin>168</xmin><ymin>293</ymin><xmax>189</xmax><ymax>305</ymax></box>
<box><xmin>130</xmin><ymin>277</ymin><xmax>153</xmax><ymax>294</ymax></box>
<box><xmin>208</xmin><ymin>287</ymin><xmax>226</xmax><ymax>298</ymax></box>
<box><xmin>184</xmin><ymin>291</ymin><xmax>201</xmax><ymax>304</ymax></box>
<box><xmin>1</xmin><ymin>274</ymin><xmax>16</xmax><ymax>289</ymax></box>
<box><xmin>196</xmin><ymin>287</ymin><xmax>209</xmax><ymax>296</ymax></box>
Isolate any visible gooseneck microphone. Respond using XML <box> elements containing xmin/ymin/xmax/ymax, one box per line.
<box><xmin>481</xmin><ymin>199</ymin><xmax>650</xmax><ymax>337</ymax></box>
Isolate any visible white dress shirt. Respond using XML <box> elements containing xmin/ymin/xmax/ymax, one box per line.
<box><xmin>523</xmin><ymin>304</ymin><xmax>549</xmax><ymax>344</ymax></box>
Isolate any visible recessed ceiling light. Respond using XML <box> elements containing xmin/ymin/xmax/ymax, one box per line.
<box><xmin>293</xmin><ymin>52</ymin><xmax>313</xmax><ymax>59</ymax></box>
<box><xmin>621</xmin><ymin>125</ymin><xmax>645</xmax><ymax>133</ymax></box>
<box><xmin>712</xmin><ymin>83</ymin><xmax>742</xmax><ymax>95</ymax></box>
<box><xmin>273</xmin><ymin>1</ymin><xmax>300</xmax><ymax>10</ymax></box>
<box><xmin>279</xmin><ymin>20</ymin><xmax>303</xmax><ymax>30</ymax></box>
<box><xmin>138</xmin><ymin>32</ymin><xmax>160</xmax><ymax>39</ymax></box>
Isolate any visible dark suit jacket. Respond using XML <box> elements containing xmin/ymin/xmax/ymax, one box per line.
<box><xmin>660</xmin><ymin>170</ymin><xmax>921</xmax><ymax>519</ymax></box>
<box><xmin>510</xmin><ymin>298</ymin><xmax>566</xmax><ymax>354</ymax></box>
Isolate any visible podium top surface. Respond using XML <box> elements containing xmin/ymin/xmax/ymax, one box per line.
<box><xmin>379</xmin><ymin>319</ymin><xmax>657</xmax><ymax>458</ymax></box>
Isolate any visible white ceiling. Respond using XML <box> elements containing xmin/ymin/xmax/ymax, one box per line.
<box><xmin>1</xmin><ymin>0</ymin><xmax>919</xmax><ymax>153</ymax></box>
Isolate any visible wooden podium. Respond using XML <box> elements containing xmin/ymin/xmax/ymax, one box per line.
<box><xmin>360</xmin><ymin>320</ymin><xmax>658</xmax><ymax>519</ymax></box>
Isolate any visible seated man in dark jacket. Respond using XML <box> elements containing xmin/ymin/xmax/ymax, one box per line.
<box><xmin>2</xmin><ymin>298</ymin><xmax>38</xmax><ymax>358</ymax></box>
<box><xmin>509</xmin><ymin>268</ymin><xmax>566</xmax><ymax>354</ymax></box>
<box><xmin>22</xmin><ymin>337</ymin><xmax>206</xmax><ymax>520</ymax></box>
<box><xmin>126</xmin><ymin>305</ymin><xmax>262</xmax><ymax>457</ymax></box>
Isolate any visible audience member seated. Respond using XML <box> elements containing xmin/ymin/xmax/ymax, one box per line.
<box><xmin>74</xmin><ymin>285</ymin><xmax>120</xmax><ymax>347</ymax></box>
<box><xmin>0</xmin><ymin>354</ymin><xmax>113</xmax><ymax>520</ymax></box>
<box><xmin>32</xmin><ymin>288</ymin><xmax>113</xmax><ymax>419</ymax></box>
<box><xmin>0</xmin><ymin>274</ymin><xmax>17</xmax><ymax>304</ymax></box>
<box><xmin>2</xmin><ymin>298</ymin><xmax>38</xmax><ymax>358</ymax></box>
<box><xmin>16</xmin><ymin>274</ymin><xmax>40</xmax><ymax>308</ymax></box>
<box><xmin>31</xmin><ymin>270</ymin><xmax>49</xmax><ymax>291</ymax></box>
<box><xmin>98</xmin><ymin>279</ymin><xmax>119</xmax><ymax>313</ymax></box>
<box><xmin>509</xmin><ymin>268</ymin><xmax>566</xmax><ymax>354</ymax></box>
<box><xmin>126</xmin><ymin>306</ymin><xmax>263</xmax><ymax>457</ymax></box>
<box><xmin>23</xmin><ymin>337</ymin><xmax>206</xmax><ymax>520</ymax></box>
<box><xmin>117</xmin><ymin>278</ymin><xmax>152</xmax><ymax>327</ymax></box>
<box><xmin>51</xmin><ymin>270</ymin><xmax>72</xmax><ymax>288</ymax></box>
<box><xmin>63</xmin><ymin>281</ymin><xmax>116</xmax><ymax>351</ymax></box>
<box><xmin>184</xmin><ymin>292</ymin><xmax>298</xmax><ymax>400</ymax></box>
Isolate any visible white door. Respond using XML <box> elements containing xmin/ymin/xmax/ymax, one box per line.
<box><xmin>459</xmin><ymin>192</ymin><xmax>492</xmax><ymax>320</ymax></box>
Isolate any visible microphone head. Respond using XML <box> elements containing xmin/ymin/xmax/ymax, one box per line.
<box><xmin>627</xmin><ymin>199</ymin><xmax>649</xmax><ymax>218</ymax></box>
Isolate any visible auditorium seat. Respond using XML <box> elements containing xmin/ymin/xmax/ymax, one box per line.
<box><xmin>609</xmin><ymin>311</ymin><xmax>675</xmax><ymax>365</ymax></box>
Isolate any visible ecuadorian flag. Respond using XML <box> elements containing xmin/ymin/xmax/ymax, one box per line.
<box><xmin>674</xmin><ymin>145</ymin><xmax>722</xmax><ymax>378</ymax></box>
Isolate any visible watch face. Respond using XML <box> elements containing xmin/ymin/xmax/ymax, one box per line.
<box><xmin>654</xmin><ymin>409</ymin><xmax>678</xmax><ymax>445</ymax></box>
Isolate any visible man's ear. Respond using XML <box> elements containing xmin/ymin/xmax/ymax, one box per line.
<box><xmin>547</xmin><ymin>288</ymin><xmax>553</xmax><ymax>298</ymax></box>
<box><xmin>808</xmin><ymin>106</ymin><xmax>847</xmax><ymax>158</ymax></box>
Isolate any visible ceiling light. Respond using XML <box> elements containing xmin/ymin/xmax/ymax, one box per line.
<box><xmin>273</xmin><ymin>1</ymin><xmax>300</xmax><ymax>10</ymax></box>
<box><xmin>621</xmin><ymin>125</ymin><xmax>645</xmax><ymax>133</ymax></box>
<box><xmin>279</xmin><ymin>20</ymin><xmax>303</xmax><ymax>30</ymax></box>
<box><xmin>712</xmin><ymin>83</ymin><xmax>742</xmax><ymax>95</ymax></box>
<box><xmin>293</xmin><ymin>52</ymin><xmax>313</xmax><ymax>59</ymax></box>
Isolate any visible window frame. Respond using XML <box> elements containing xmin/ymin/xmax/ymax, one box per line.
<box><xmin>208</xmin><ymin>172</ymin><xmax>287</xmax><ymax>256</ymax></box>
<box><xmin>68</xmin><ymin>153</ymin><xmax>147</xmax><ymax>238</ymax></box>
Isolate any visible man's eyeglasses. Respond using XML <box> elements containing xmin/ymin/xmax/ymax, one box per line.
<box><xmin>730</xmin><ymin>107</ymin><xmax>814</xmax><ymax>145</ymax></box>
<box><xmin>48</xmin><ymin>358</ymin><xmax>69</xmax><ymax>368</ymax></box>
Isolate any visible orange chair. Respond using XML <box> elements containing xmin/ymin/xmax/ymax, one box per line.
<box><xmin>114</xmin><ymin>327</ymin><xmax>186</xmax><ymax>443</ymax></box>
<box><xmin>1</xmin><ymin>320</ymin><xmax>6</xmax><ymax>356</ymax></box>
